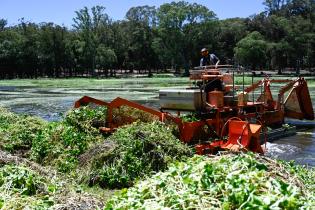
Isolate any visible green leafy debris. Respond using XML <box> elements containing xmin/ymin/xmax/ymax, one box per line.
<box><xmin>106</xmin><ymin>153</ymin><xmax>315</xmax><ymax>209</ymax></box>
<box><xmin>89</xmin><ymin>121</ymin><xmax>193</xmax><ymax>189</ymax></box>
<box><xmin>30</xmin><ymin>106</ymin><xmax>107</xmax><ymax>172</ymax></box>
<box><xmin>0</xmin><ymin>165</ymin><xmax>55</xmax><ymax>209</ymax></box>
<box><xmin>0</xmin><ymin>106</ymin><xmax>107</xmax><ymax>172</ymax></box>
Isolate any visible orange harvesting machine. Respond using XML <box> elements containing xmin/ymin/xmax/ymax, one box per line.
<box><xmin>74</xmin><ymin>65</ymin><xmax>314</xmax><ymax>154</ymax></box>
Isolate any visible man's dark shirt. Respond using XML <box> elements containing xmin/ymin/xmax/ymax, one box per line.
<box><xmin>200</xmin><ymin>54</ymin><xmax>219</xmax><ymax>66</ymax></box>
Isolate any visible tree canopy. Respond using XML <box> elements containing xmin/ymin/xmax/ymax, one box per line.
<box><xmin>0</xmin><ymin>0</ymin><xmax>314</xmax><ymax>78</ymax></box>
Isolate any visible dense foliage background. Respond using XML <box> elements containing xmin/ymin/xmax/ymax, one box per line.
<box><xmin>0</xmin><ymin>0</ymin><xmax>314</xmax><ymax>78</ymax></box>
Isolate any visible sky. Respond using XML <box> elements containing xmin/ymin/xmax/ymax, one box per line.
<box><xmin>1</xmin><ymin>0</ymin><xmax>265</xmax><ymax>27</ymax></box>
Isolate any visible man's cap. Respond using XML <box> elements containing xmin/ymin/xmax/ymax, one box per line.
<box><xmin>201</xmin><ymin>48</ymin><xmax>208</xmax><ymax>52</ymax></box>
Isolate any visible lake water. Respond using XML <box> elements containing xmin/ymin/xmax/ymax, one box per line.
<box><xmin>0</xmin><ymin>81</ymin><xmax>314</xmax><ymax>166</ymax></box>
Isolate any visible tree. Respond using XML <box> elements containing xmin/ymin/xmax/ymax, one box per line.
<box><xmin>95</xmin><ymin>44</ymin><xmax>117</xmax><ymax>76</ymax></box>
<box><xmin>0</xmin><ymin>30</ymin><xmax>21</xmax><ymax>78</ymax></box>
<box><xmin>38</xmin><ymin>23</ymin><xmax>68</xmax><ymax>77</ymax></box>
<box><xmin>0</xmin><ymin>19</ymin><xmax>7</xmax><ymax>31</ymax></box>
<box><xmin>267</xmin><ymin>40</ymin><xmax>292</xmax><ymax>73</ymax></box>
<box><xmin>218</xmin><ymin>18</ymin><xmax>248</xmax><ymax>63</ymax></box>
<box><xmin>154</xmin><ymin>1</ymin><xmax>218</xmax><ymax>71</ymax></box>
<box><xmin>234</xmin><ymin>31</ymin><xmax>268</xmax><ymax>70</ymax></box>
<box><xmin>1</xmin><ymin>1</ymin><xmax>315</xmax><ymax>78</ymax></box>
<box><xmin>283</xmin><ymin>0</ymin><xmax>314</xmax><ymax>18</ymax></box>
<box><xmin>73</xmin><ymin>6</ymin><xmax>113</xmax><ymax>75</ymax></box>
<box><xmin>122</xmin><ymin>6</ymin><xmax>157</xmax><ymax>71</ymax></box>
<box><xmin>15</xmin><ymin>20</ymin><xmax>41</xmax><ymax>78</ymax></box>
<box><xmin>263</xmin><ymin>0</ymin><xmax>286</xmax><ymax>14</ymax></box>
<box><xmin>126</xmin><ymin>6</ymin><xmax>157</xmax><ymax>27</ymax></box>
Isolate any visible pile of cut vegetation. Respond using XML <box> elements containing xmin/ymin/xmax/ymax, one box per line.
<box><xmin>0</xmin><ymin>152</ymin><xmax>106</xmax><ymax>209</ymax></box>
<box><xmin>0</xmin><ymin>106</ymin><xmax>107</xmax><ymax>172</ymax></box>
<box><xmin>0</xmin><ymin>164</ymin><xmax>56</xmax><ymax>209</ymax></box>
<box><xmin>0</xmin><ymin>107</ymin><xmax>47</xmax><ymax>155</ymax></box>
<box><xmin>106</xmin><ymin>153</ymin><xmax>315</xmax><ymax>209</ymax></box>
<box><xmin>1</xmin><ymin>106</ymin><xmax>315</xmax><ymax>209</ymax></box>
<box><xmin>82</xmin><ymin>121</ymin><xmax>193</xmax><ymax>189</ymax></box>
<box><xmin>0</xmin><ymin>107</ymin><xmax>192</xmax><ymax>190</ymax></box>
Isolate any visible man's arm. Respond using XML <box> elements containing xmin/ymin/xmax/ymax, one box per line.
<box><xmin>212</xmin><ymin>54</ymin><xmax>220</xmax><ymax>68</ymax></box>
<box><xmin>215</xmin><ymin>59</ymin><xmax>220</xmax><ymax>68</ymax></box>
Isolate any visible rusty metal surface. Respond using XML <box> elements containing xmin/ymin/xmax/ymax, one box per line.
<box><xmin>284</xmin><ymin>78</ymin><xmax>314</xmax><ymax>120</ymax></box>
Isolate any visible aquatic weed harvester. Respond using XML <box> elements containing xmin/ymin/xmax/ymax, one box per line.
<box><xmin>74</xmin><ymin>65</ymin><xmax>314</xmax><ymax>154</ymax></box>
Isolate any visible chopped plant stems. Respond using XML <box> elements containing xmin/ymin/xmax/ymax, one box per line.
<box><xmin>0</xmin><ymin>106</ymin><xmax>107</xmax><ymax>172</ymax></box>
<box><xmin>0</xmin><ymin>111</ymin><xmax>47</xmax><ymax>154</ymax></box>
<box><xmin>0</xmin><ymin>159</ymin><xmax>107</xmax><ymax>209</ymax></box>
<box><xmin>89</xmin><ymin>121</ymin><xmax>193</xmax><ymax>189</ymax></box>
<box><xmin>112</xmin><ymin>106</ymin><xmax>159</xmax><ymax>124</ymax></box>
<box><xmin>180</xmin><ymin>113</ymin><xmax>199</xmax><ymax>122</ymax></box>
<box><xmin>64</xmin><ymin>106</ymin><xmax>107</xmax><ymax>135</ymax></box>
<box><xmin>106</xmin><ymin>153</ymin><xmax>315</xmax><ymax>209</ymax></box>
<box><xmin>0</xmin><ymin>165</ymin><xmax>55</xmax><ymax>209</ymax></box>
